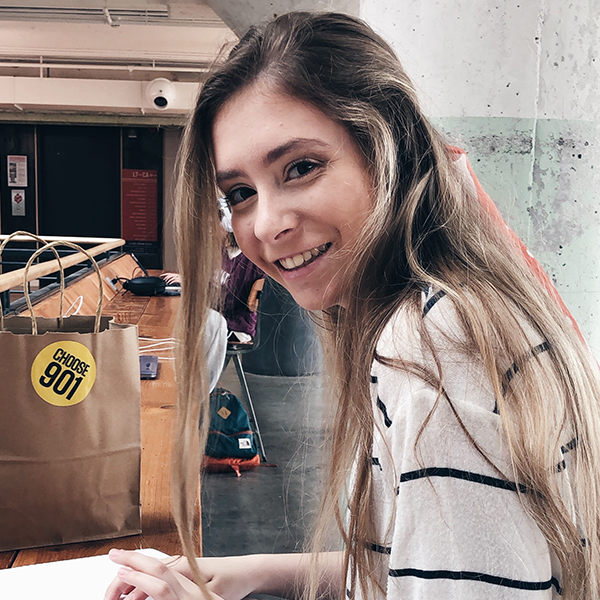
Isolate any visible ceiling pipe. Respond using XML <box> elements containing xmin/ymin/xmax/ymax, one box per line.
<box><xmin>103</xmin><ymin>8</ymin><xmax>120</xmax><ymax>28</ymax></box>
<box><xmin>0</xmin><ymin>61</ymin><xmax>209</xmax><ymax>74</ymax></box>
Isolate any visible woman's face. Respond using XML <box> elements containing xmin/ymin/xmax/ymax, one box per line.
<box><xmin>212</xmin><ymin>81</ymin><xmax>373</xmax><ymax>311</ymax></box>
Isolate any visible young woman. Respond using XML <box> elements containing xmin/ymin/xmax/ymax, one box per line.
<box><xmin>220</xmin><ymin>231</ymin><xmax>265</xmax><ymax>342</ymax></box>
<box><xmin>162</xmin><ymin>230</ymin><xmax>265</xmax><ymax>343</ymax></box>
<box><xmin>106</xmin><ymin>12</ymin><xmax>600</xmax><ymax>600</ymax></box>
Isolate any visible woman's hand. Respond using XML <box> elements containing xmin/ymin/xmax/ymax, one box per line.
<box><xmin>161</xmin><ymin>273</ymin><xmax>181</xmax><ymax>285</ymax></box>
<box><xmin>104</xmin><ymin>550</ymin><xmax>266</xmax><ymax>600</ymax></box>
<box><xmin>105</xmin><ymin>549</ymin><xmax>216</xmax><ymax>600</ymax></box>
<box><xmin>105</xmin><ymin>549</ymin><xmax>338</xmax><ymax>600</ymax></box>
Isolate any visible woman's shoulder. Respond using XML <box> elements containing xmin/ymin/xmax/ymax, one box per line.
<box><xmin>373</xmin><ymin>286</ymin><xmax>502</xmax><ymax>442</ymax></box>
<box><xmin>376</xmin><ymin>285</ymin><xmax>466</xmax><ymax>364</ymax></box>
<box><xmin>379</xmin><ymin>284</ymin><xmax>544</xmax><ymax>360</ymax></box>
<box><xmin>375</xmin><ymin>298</ymin><xmax>419</xmax><ymax>361</ymax></box>
<box><xmin>374</xmin><ymin>284</ymin><xmax>547</xmax><ymax>416</ymax></box>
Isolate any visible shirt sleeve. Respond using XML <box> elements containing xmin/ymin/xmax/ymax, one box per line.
<box><xmin>204</xmin><ymin>309</ymin><xmax>227</xmax><ymax>393</ymax></box>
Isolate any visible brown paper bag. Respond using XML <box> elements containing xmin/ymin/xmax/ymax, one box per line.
<box><xmin>0</xmin><ymin>239</ymin><xmax>141</xmax><ymax>551</ymax></box>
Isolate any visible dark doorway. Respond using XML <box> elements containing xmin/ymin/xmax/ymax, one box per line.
<box><xmin>37</xmin><ymin>125</ymin><xmax>121</xmax><ymax>238</ymax></box>
<box><xmin>0</xmin><ymin>123</ymin><xmax>37</xmax><ymax>235</ymax></box>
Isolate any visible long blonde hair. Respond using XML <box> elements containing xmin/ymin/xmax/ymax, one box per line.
<box><xmin>174</xmin><ymin>12</ymin><xmax>600</xmax><ymax>599</ymax></box>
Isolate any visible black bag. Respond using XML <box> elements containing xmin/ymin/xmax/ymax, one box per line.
<box><xmin>205</xmin><ymin>388</ymin><xmax>258</xmax><ymax>459</ymax></box>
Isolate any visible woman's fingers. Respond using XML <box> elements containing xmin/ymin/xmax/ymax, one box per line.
<box><xmin>104</xmin><ymin>552</ymin><xmax>195</xmax><ymax>600</ymax></box>
<box><xmin>160</xmin><ymin>273</ymin><xmax>181</xmax><ymax>285</ymax></box>
<box><xmin>108</xmin><ymin>549</ymin><xmax>181</xmax><ymax>599</ymax></box>
<box><xmin>115</xmin><ymin>565</ymin><xmax>179</xmax><ymax>600</ymax></box>
<box><xmin>117</xmin><ymin>583</ymin><xmax>152</xmax><ymax>600</ymax></box>
<box><xmin>116</xmin><ymin>566</ymin><xmax>207</xmax><ymax>600</ymax></box>
<box><xmin>104</xmin><ymin>576</ymin><xmax>138</xmax><ymax>600</ymax></box>
<box><xmin>107</xmin><ymin>549</ymin><xmax>205</xmax><ymax>600</ymax></box>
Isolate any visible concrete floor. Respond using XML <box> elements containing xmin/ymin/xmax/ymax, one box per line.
<box><xmin>201</xmin><ymin>361</ymin><xmax>327</xmax><ymax>559</ymax></box>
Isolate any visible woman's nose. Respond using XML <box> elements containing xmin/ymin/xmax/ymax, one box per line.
<box><xmin>252</xmin><ymin>191</ymin><xmax>297</xmax><ymax>243</ymax></box>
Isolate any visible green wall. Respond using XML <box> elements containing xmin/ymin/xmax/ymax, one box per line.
<box><xmin>436</xmin><ymin>116</ymin><xmax>600</xmax><ymax>352</ymax></box>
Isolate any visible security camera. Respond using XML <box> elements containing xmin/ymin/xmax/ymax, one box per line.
<box><xmin>146</xmin><ymin>78</ymin><xmax>176</xmax><ymax>110</ymax></box>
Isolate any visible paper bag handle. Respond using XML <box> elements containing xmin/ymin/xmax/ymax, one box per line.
<box><xmin>24</xmin><ymin>241</ymin><xmax>104</xmax><ymax>335</ymax></box>
<box><xmin>0</xmin><ymin>231</ymin><xmax>65</xmax><ymax>332</ymax></box>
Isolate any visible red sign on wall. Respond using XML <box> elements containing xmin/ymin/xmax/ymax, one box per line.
<box><xmin>121</xmin><ymin>169</ymin><xmax>158</xmax><ymax>241</ymax></box>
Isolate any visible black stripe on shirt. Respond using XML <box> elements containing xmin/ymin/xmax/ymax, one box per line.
<box><xmin>496</xmin><ymin>342</ymin><xmax>551</xmax><ymax>413</ymax></box>
<box><xmin>369</xmin><ymin>542</ymin><xmax>392</xmax><ymax>555</ymax></box>
<box><xmin>556</xmin><ymin>438</ymin><xmax>578</xmax><ymax>472</ymax></box>
<box><xmin>377</xmin><ymin>397</ymin><xmax>392</xmax><ymax>427</ymax></box>
<box><xmin>371</xmin><ymin>375</ymin><xmax>378</xmax><ymax>384</ymax></box>
<box><xmin>399</xmin><ymin>467</ymin><xmax>528</xmax><ymax>494</ymax></box>
<box><xmin>422</xmin><ymin>290</ymin><xmax>447</xmax><ymax>317</ymax></box>
<box><xmin>562</xmin><ymin>438</ymin><xmax>577</xmax><ymax>454</ymax></box>
<box><xmin>372</xmin><ymin>457</ymin><xmax>383</xmax><ymax>470</ymax></box>
<box><xmin>502</xmin><ymin>342</ymin><xmax>551</xmax><ymax>394</ymax></box>
<box><xmin>388</xmin><ymin>568</ymin><xmax>562</xmax><ymax>594</ymax></box>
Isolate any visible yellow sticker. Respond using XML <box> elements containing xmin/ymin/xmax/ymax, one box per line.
<box><xmin>31</xmin><ymin>341</ymin><xmax>96</xmax><ymax>407</ymax></box>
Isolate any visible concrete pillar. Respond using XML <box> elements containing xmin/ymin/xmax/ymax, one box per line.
<box><xmin>360</xmin><ymin>0</ymin><xmax>600</xmax><ymax>354</ymax></box>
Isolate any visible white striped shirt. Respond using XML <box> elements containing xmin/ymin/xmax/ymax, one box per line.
<box><xmin>352</xmin><ymin>287</ymin><xmax>572</xmax><ymax>599</ymax></box>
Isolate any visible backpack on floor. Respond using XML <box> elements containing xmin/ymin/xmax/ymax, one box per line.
<box><xmin>203</xmin><ymin>388</ymin><xmax>260</xmax><ymax>476</ymax></box>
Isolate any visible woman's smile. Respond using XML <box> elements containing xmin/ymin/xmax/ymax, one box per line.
<box><xmin>212</xmin><ymin>81</ymin><xmax>373</xmax><ymax>310</ymax></box>
<box><xmin>276</xmin><ymin>243</ymin><xmax>331</xmax><ymax>272</ymax></box>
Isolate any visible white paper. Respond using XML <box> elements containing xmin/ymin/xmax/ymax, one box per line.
<box><xmin>7</xmin><ymin>155</ymin><xmax>27</xmax><ymax>187</ymax></box>
<box><xmin>0</xmin><ymin>548</ymin><xmax>167</xmax><ymax>599</ymax></box>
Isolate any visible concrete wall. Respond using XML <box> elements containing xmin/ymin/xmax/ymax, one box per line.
<box><xmin>206</xmin><ymin>0</ymin><xmax>359</xmax><ymax>36</ymax></box>
<box><xmin>361</xmin><ymin>0</ymin><xmax>600</xmax><ymax>354</ymax></box>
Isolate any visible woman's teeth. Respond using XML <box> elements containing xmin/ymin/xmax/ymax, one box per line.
<box><xmin>279</xmin><ymin>244</ymin><xmax>329</xmax><ymax>270</ymax></box>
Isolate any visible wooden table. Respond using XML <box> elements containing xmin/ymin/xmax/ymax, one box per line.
<box><xmin>0</xmin><ymin>289</ymin><xmax>196</xmax><ymax>570</ymax></box>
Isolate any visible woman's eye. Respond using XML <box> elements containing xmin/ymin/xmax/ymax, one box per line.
<box><xmin>287</xmin><ymin>159</ymin><xmax>319</xmax><ymax>180</ymax></box>
<box><xmin>226</xmin><ymin>186</ymin><xmax>256</xmax><ymax>206</ymax></box>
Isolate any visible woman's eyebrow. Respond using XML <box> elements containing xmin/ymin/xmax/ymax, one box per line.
<box><xmin>216</xmin><ymin>167</ymin><xmax>245</xmax><ymax>185</ymax></box>
<box><xmin>264</xmin><ymin>138</ymin><xmax>330</xmax><ymax>166</ymax></box>
<box><xmin>216</xmin><ymin>138</ymin><xmax>330</xmax><ymax>185</ymax></box>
